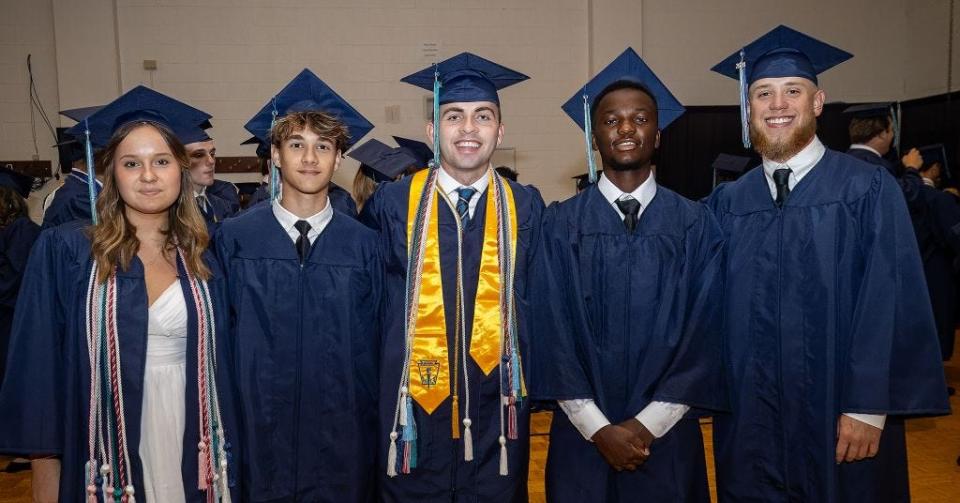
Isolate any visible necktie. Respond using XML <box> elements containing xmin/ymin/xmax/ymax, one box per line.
<box><xmin>456</xmin><ymin>187</ymin><xmax>477</xmax><ymax>222</ymax></box>
<box><xmin>196</xmin><ymin>194</ymin><xmax>209</xmax><ymax>213</ymax></box>
<box><xmin>294</xmin><ymin>220</ymin><xmax>311</xmax><ymax>264</ymax></box>
<box><xmin>615</xmin><ymin>196</ymin><xmax>641</xmax><ymax>232</ymax></box>
<box><xmin>773</xmin><ymin>168</ymin><xmax>792</xmax><ymax>207</ymax></box>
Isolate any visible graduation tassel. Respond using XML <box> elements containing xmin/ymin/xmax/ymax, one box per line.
<box><xmin>83</xmin><ymin>118</ymin><xmax>98</xmax><ymax>224</ymax></box>
<box><xmin>736</xmin><ymin>49</ymin><xmax>751</xmax><ymax>149</ymax></box>
<box><xmin>124</xmin><ymin>485</ymin><xmax>136</xmax><ymax>503</ymax></box>
<box><xmin>268</xmin><ymin>107</ymin><xmax>280</xmax><ymax>201</ymax></box>
<box><xmin>451</xmin><ymin>395</ymin><xmax>460</xmax><ymax>439</ymax></box>
<box><xmin>387</xmin><ymin>431</ymin><xmax>398</xmax><ymax>477</ymax></box>
<box><xmin>498</xmin><ymin>435</ymin><xmax>509</xmax><ymax>476</ymax></box>
<box><xmin>398</xmin><ymin>387</ymin><xmax>408</xmax><ymax>426</ymax></box>
<box><xmin>462</xmin><ymin>418</ymin><xmax>474</xmax><ymax>461</ymax></box>
<box><xmin>401</xmin><ymin>395</ymin><xmax>417</xmax><ymax>472</ymax></box>
<box><xmin>582</xmin><ymin>94</ymin><xmax>598</xmax><ymax>183</ymax></box>
<box><xmin>507</xmin><ymin>396</ymin><xmax>518</xmax><ymax>440</ymax></box>
<box><xmin>198</xmin><ymin>439</ymin><xmax>209</xmax><ymax>491</ymax></box>
<box><xmin>432</xmin><ymin>66</ymin><xmax>441</xmax><ymax>169</ymax></box>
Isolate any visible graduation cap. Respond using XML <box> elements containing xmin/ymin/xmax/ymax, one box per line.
<box><xmin>65</xmin><ymin>86</ymin><xmax>210</xmax><ymax>149</ymax></box>
<box><xmin>573</xmin><ymin>171</ymin><xmax>602</xmax><ymax>192</ymax></box>
<box><xmin>55</xmin><ymin>106</ymin><xmax>105</xmax><ymax>170</ymax></box>
<box><xmin>919</xmin><ymin>144</ymin><xmax>948</xmax><ymax>173</ymax></box>
<box><xmin>0</xmin><ymin>166</ymin><xmax>34</xmax><ymax>198</ymax></box>
<box><xmin>60</xmin><ymin>105</ymin><xmax>105</xmax><ymax>124</ymax></box>
<box><xmin>711</xmin><ymin>25</ymin><xmax>853</xmax><ymax>148</ymax></box>
<box><xmin>348</xmin><ymin>138</ymin><xmax>419</xmax><ymax>183</ymax></box>
<box><xmin>392</xmin><ymin>136</ymin><xmax>434</xmax><ymax>168</ymax></box>
<box><xmin>401</xmin><ymin>52</ymin><xmax>529</xmax><ymax>107</ymax></box>
<box><xmin>178</xmin><ymin>120</ymin><xmax>213</xmax><ymax>145</ymax></box>
<box><xmin>562</xmin><ymin>47</ymin><xmax>685</xmax><ymax>183</ymax></box>
<box><xmin>241</xmin><ymin>135</ymin><xmax>271</xmax><ymax>160</ymax></box>
<box><xmin>843</xmin><ymin>102</ymin><xmax>895</xmax><ymax>119</ymax></box>
<box><xmin>243</xmin><ymin>68</ymin><xmax>374</xmax><ymax>149</ymax></box>
<box><xmin>712</xmin><ymin>153</ymin><xmax>752</xmax><ymax>174</ymax></box>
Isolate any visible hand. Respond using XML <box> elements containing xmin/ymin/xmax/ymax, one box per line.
<box><xmin>591</xmin><ymin>424</ymin><xmax>648</xmax><ymax>471</ymax></box>
<box><xmin>835</xmin><ymin>415</ymin><xmax>882</xmax><ymax>463</ymax></box>
<box><xmin>618</xmin><ymin>418</ymin><xmax>655</xmax><ymax>455</ymax></box>
<box><xmin>902</xmin><ymin>148</ymin><xmax>924</xmax><ymax>170</ymax></box>
<box><xmin>30</xmin><ymin>458</ymin><xmax>60</xmax><ymax>503</ymax></box>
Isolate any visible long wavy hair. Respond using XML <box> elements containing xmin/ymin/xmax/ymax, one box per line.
<box><xmin>0</xmin><ymin>186</ymin><xmax>28</xmax><ymax>228</ymax></box>
<box><xmin>90</xmin><ymin>121</ymin><xmax>210</xmax><ymax>283</ymax></box>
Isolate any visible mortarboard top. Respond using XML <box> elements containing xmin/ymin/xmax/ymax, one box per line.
<box><xmin>348</xmin><ymin>138</ymin><xmax>419</xmax><ymax>183</ymax></box>
<box><xmin>178</xmin><ymin>120</ymin><xmax>213</xmax><ymax>145</ymax></box>
<box><xmin>60</xmin><ymin>105</ymin><xmax>104</xmax><ymax>124</ymax></box>
<box><xmin>56</xmin><ymin>106</ymin><xmax>104</xmax><ymax>167</ymax></box>
<box><xmin>843</xmin><ymin>102</ymin><xmax>895</xmax><ymax>119</ymax></box>
<box><xmin>712</xmin><ymin>153</ymin><xmax>753</xmax><ymax>174</ymax></box>
<box><xmin>64</xmin><ymin>86</ymin><xmax>211</xmax><ymax>149</ymax></box>
<box><xmin>401</xmin><ymin>52</ymin><xmax>529</xmax><ymax>106</ymax></box>
<box><xmin>392</xmin><ymin>136</ymin><xmax>434</xmax><ymax>167</ymax></box>
<box><xmin>0</xmin><ymin>166</ymin><xmax>34</xmax><ymax>198</ymax></box>
<box><xmin>919</xmin><ymin>144</ymin><xmax>948</xmax><ymax>171</ymax></box>
<box><xmin>243</xmin><ymin>68</ymin><xmax>373</xmax><ymax>150</ymax></box>
<box><xmin>242</xmin><ymin>135</ymin><xmax>271</xmax><ymax>160</ymax></box>
<box><xmin>711</xmin><ymin>25</ymin><xmax>852</xmax><ymax>86</ymax></box>
<box><xmin>562</xmin><ymin>47</ymin><xmax>686</xmax><ymax>132</ymax></box>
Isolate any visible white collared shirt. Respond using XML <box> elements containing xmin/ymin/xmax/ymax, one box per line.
<box><xmin>194</xmin><ymin>187</ymin><xmax>209</xmax><ymax>212</ymax></box>
<box><xmin>437</xmin><ymin>166</ymin><xmax>490</xmax><ymax>219</ymax></box>
<box><xmin>848</xmin><ymin>143</ymin><xmax>882</xmax><ymax>158</ymax></box>
<box><xmin>271</xmin><ymin>197</ymin><xmax>333</xmax><ymax>246</ymax></box>
<box><xmin>596</xmin><ymin>170</ymin><xmax>658</xmax><ymax>221</ymax></box>
<box><xmin>558</xmin><ymin>171</ymin><xmax>691</xmax><ymax>441</ymax></box>
<box><xmin>761</xmin><ymin>136</ymin><xmax>827</xmax><ymax>201</ymax></box>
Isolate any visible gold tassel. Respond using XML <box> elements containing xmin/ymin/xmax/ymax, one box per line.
<box><xmin>451</xmin><ymin>395</ymin><xmax>461</xmax><ymax>439</ymax></box>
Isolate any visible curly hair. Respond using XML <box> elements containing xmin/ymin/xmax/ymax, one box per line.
<box><xmin>0</xmin><ymin>186</ymin><xmax>28</xmax><ymax>228</ymax></box>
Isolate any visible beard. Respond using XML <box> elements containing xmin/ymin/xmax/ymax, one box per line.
<box><xmin>750</xmin><ymin>114</ymin><xmax>818</xmax><ymax>163</ymax></box>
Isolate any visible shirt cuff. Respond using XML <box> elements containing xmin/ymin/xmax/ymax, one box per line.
<box><xmin>558</xmin><ymin>399</ymin><xmax>610</xmax><ymax>441</ymax></box>
<box><xmin>843</xmin><ymin>413</ymin><xmax>886</xmax><ymax>430</ymax></box>
<box><xmin>635</xmin><ymin>401</ymin><xmax>690</xmax><ymax>438</ymax></box>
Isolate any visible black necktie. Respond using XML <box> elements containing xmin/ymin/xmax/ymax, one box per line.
<box><xmin>294</xmin><ymin>220</ymin><xmax>311</xmax><ymax>264</ymax></box>
<box><xmin>615</xmin><ymin>196</ymin><xmax>641</xmax><ymax>232</ymax></box>
<box><xmin>773</xmin><ymin>168</ymin><xmax>792</xmax><ymax>207</ymax></box>
<box><xmin>456</xmin><ymin>187</ymin><xmax>477</xmax><ymax>223</ymax></box>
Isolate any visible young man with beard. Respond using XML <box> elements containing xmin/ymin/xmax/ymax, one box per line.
<box><xmin>215</xmin><ymin>70</ymin><xmax>383</xmax><ymax>502</ymax></box>
<box><xmin>531</xmin><ymin>48</ymin><xmax>727</xmax><ymax>503</ymax></box>
<box><xmin>707</xmin><ymin>26</ymin><xmax>949</xmax><ymax>502</ymax></box>
<box><xmin>360</xmin><ymin>53</ymin><xmax>543</xmax><ymax>502</ymax></box>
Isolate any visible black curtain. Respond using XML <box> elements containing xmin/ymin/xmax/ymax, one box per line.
<box><xmin>654</xmin><ymin>93</ymin><xmax>957</xmax><ymax>200</ymax></box>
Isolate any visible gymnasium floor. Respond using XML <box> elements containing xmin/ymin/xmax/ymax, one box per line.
<box><xmin>2</xmin><ymin>356</ymin><xmax>959</xmax><ymax>502</ymax></box>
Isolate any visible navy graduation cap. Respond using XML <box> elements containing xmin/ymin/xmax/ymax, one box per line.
<box><xmin>243</xmin><ymin>68</ymin><xmax>374</xmax><ymax>149</ymax></box>
<box><xmin>711</xmin><ymin>25</ymin><xmax>853</xmax><ymax>148</ymax></box>
<box><xmin>177</xmin><ymin>120</ymin><xmax>213</xmax><ymax>145</ymax></box>
<box><xmin>843</xmin><ymin>102</ymin><xmax>895</xmax><ymax>119</ymax></box>
<box><xmin>712</xmin><ymin>153</ymin><xmax>752</xmax><ymax>174</ymax></box>
<box><xmin>401</xmin><ymin>52</ymin><xmax>529</xmax><ymax>107</ymax></box>
<box><xmin>562</xmin><ymin>47</ymin><xmax>685</xmax><ymax>183</ymax></box>
<box><xmin>0</xmin><ymin>166</ymin><xmax>34</xmax><ymax>198</ymax></box>
<box><xmin>55</xmin><ymin>106</ymin><xmax>104</xmax><ymax>168</ymax></box>
<box><xmin>242</xmin><ymin>135</ymin><xmax>271</xmax><ymax>160</ymax></box>
<box><xmin>392</xmin><ymin>136</ymin><xmax>433</xmax><ymax>168</ymax></box>
<box><xmin>64</xmin><ymin>85</ymin><xmax>210</xmax><ymax>223</ymax></box>
<box><xmin>348</xmin><ymin>138</ymin><xmax>419</xmax><ymax>183</ymax></box>
<box><xmin>919</xmin><ymin>144</ymin><xmax>948</xmax><ymax>173</ymax></box>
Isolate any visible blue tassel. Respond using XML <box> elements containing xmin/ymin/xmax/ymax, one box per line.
<box><xmin>402</xmin><ymin>395</ymin><xmax>417</xmax><ymax>469</ymax></box>
<box><xmin>269</xmin><ymin>106</ymin><xmax>280</xmax><ymax>201</ymax></box>
<box><xmin>582</xmin><ymin>94</ymin><xmax>597</xmax><ymax>183</ymax></box>
<box><xmin>737</xmin><ymin>49</ymin><xmax>751</xmax><ymax>149</ymax></box>
<box><xmin>83</xmin><ymin>119</ymin><xmax>98</xmax><ymax>224</ymax></box>
<box><xmin>432</xmin><ymin>66</ymin><xmax>441</xmax><ymax>170</ymax></box>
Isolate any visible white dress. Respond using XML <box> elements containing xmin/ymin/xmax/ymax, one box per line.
<box><xmin>138</xmin><ymin>282</ymin><xmax>187</xmax><ymax>503</ymax></box>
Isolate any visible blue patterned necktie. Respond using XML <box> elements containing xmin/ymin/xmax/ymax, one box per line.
<box><xmin>456</xmin><ymin>187</ymin><xmax>477</xmax><ymax>222</ymax></box>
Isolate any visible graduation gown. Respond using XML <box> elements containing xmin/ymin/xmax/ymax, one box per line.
<box><xmin>0</xmin><ymin>222</ymin><xmax>242</xmax><ymax>502</ymax></box>
<box><xmin>0</xmin><ymin>216</ymin><xmax>41</xmax><ymax>386</ymax></box>
<box><xmin>214</xmin><ymin>204</ymin><xmax>382</xmax><ymax>503</ymax></box>
<box><xmin>41</xmin><ymin>172</ymin><xmax>97</xmax><ymax>230</ymax></box>
<box><xmin>530</xmin><ymin>185</ymin><xmax>727</xmax><ymax>503</ymax></box>
<box><xmin>847</xmin><ymin>148</ymin><xmax>960</xmax><ymax>359</ymax></box>
<box><xmin>199</xmin><ymin>192</ymin><xmax>236</xmax><ymax>230</ymax></box>
<box><xmin>208</xmin><ymin>180</ymin><xmax>241</xmax><ymax>215</ymax></box>
<box><xmin>246</xmin><ymin>182</ymin><xmax>357</xmax><ymax>218</ymax></box>
<box><xmin>360</xmin><ymin>175</ymin><xmax>544</xmax><ymax>503</ymax></box>
<box><xmin>706</xmin><ymin>149</ymin><xmax>950</xmax><ymax>503</ymax></box>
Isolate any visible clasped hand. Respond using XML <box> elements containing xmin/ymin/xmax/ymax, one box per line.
<box><xmin>590</xmin><ymin>418</ymin><xmax>655</xmax><ymax>471</ymax></box>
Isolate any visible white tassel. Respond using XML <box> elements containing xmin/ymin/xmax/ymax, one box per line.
<box><xmin>386</xmin><ymin>432</ymin><xmax>398</xmax><ymax>477</ymax></box>
<box><xmin>399</xmin><ymin>387</ymin><xmax>408</xmax><ymax>426</ymax></box>
<box><xmin>463</xmin><ymin>418</ymin><xmax>474</xmax><ymax>461</ymax></box>
<box><xmin>124</xmin><ymin>485</ymin><xmax>136</xmax><ymax>503</ymax></box>
<box><xmin>499</xmin><ymin>435</ymin><xmax>508</xmax><ymax>476</ymax></box>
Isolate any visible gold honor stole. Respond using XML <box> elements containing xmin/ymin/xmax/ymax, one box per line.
<box><xmin>404</xmin><ymin>168</ymin><xmax>519</xmax><ymax>415</ymax></box>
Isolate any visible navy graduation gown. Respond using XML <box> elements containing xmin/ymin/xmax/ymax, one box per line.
<box><xmin>214</xmin><ymin>204</ymin><xmax>382</xmax><ymax>503</ymax></box>
<box><xmin>246</xmin><ymin>182</ymin><xmax>357</xmax><ymax>218</ymax></box>
<box><xmin>0</xmin><ymin>216</ymin><xmax>41</xmax><ymax>386</ymax></box>
<box><xmin>531</xmin><ymin>185</ymin><xmax>727</xmax><ymax>503</ymax></box>
<box><xmin>706</xmin><ymin>149</ymin><xmax>950</xmax><ymax>503</ymax></box>
<box><xmin>199</xmin><ymin>192</ymin><xmax>236</xmax><ymax>231</ymax></box>
<box><xmin>208</xmin><ymin>180</ymin><xmax>241</xmax><ymax>215</ymax></box>
<box><xmin>360</xmin><ymin>175</ymin><xmax>544</xmax><ymax>503</ymax></box>
<box><xmin>41</xmin><ymin>172</ymin><xmax>97</xmax><ymax>230</ymax></box>
<box><xmin>0</xmin><ymin>222</ymin><xmax>241</xmax><ymax>502</ymax></box>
